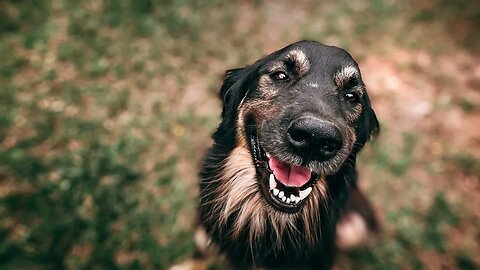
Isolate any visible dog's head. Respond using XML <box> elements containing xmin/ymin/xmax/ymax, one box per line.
<box><xmin>213</xmin><ymin>41</ymin><xmax>379</xmax><ymax>214</ymax></box>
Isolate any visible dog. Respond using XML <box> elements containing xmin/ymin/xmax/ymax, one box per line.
<box><xmin>192</xmin><ymin>40</ymin><xmax>379</xmax><ymax>270</ymax></box>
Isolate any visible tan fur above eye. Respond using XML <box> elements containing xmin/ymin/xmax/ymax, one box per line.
<box><xmin>334</xmin><ymin>65</ymin><xmax>359</xmax><ymax>87</ymax></box>
<box><xmin>286</xmin><ymin>49</ymin><xmax>310</xmax><ymax>76</ymax></box>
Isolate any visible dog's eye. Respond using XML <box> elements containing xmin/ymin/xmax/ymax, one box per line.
<box><xmin>271</xmin><ymin>71</ymin><xmax>289</xmax><ymax>81</ymax></box>
<box><xmin>345</xmin><ymin>92</ymin><xmax>360</xmax><ymax>104</ymax></box>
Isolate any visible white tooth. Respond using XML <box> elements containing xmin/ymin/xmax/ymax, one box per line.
<box><xmin>282</xmin><ymin>196</ymin><xmax>286</xmax><ymax>202</ymax></box>
<box><xmin>266</xmin><ymin>152</ymin><xmax>271</xmax><ymax>158</ymax></box>
<box><xmin>299</xmin><ymin>187</ymin><xmax>313</xmax><ymax>200</ymax></box>
<box><xmin>273</xmin><ymin>188</ymin><xmax>279</xmax><ymax>196</ymax></box>
<box><xmin>279</xmin><ymin>191</ymin><xmax>284</xmax><ymax>198</ymax></box>
<box><xmin>290</xmin><ymin>194</ymin><xmax>297</xmax><ymax>203</ymax></box>
<box><xmin>286</xmin><ymin>198</ymin><xmax>291</xmax><ymax>203</ymax></box>
<box><xmin>269</xmin><ymin>174</ymin><xmax>276</xmax><ymax>190</ymax></box>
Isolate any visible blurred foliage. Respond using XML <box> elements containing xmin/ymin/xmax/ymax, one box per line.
<box><xmin>341</xmin><ymin>193</ymin><xmax>462</xmax><ymax>269</ymax></box>
<box><xmin>449</xmin><ymin>153</ymin><xmax>480</xmax><ymax>177</ymax></box>
<box><xmin>0</xmin><ymin>0</ymin><xmax>479</xmax><ymax>269</ymax></box>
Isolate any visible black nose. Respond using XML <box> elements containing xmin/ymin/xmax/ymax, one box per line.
<box><xmin>287</xmin><ymin>116</ymin><xmax>343</xmax><ymax>161</ymax></box>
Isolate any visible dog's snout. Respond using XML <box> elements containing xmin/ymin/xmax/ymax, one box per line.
<box><xmin>287</xmin><ymin>117</ymin><xmax>343</xmax><ymax>161</ymax></box>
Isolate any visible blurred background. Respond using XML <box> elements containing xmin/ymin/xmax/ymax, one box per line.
<box><xmin>0</xmin><ymin>0</ymin><xmax>479</xmax><ymax>269</ymax></box>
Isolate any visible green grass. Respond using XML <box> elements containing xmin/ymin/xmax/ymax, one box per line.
<box><xmin>0</xmin><ymin>0</ymin><xmax>479</xmax><ymax>269</ymax></box>
<box><xmin>448</xmin><ymin>153</ymin><xmax>480</xmax><ymax>177</ymax></box>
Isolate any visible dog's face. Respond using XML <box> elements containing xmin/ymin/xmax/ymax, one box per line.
<box><xmin>217</xmin><ymin>41</ymin><xmax>379</xmax><ymax>214</ymax></box>
<box><xmin>200</xmin><ymin>42</ymin><xmax>379</xmax><ymax>259</ymax></box>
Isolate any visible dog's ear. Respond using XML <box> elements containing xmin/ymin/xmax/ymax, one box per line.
<box><xmin>219</xmin><ymin>68</ymin><xmax>249</xmax><ymax>118</ymax></box>
<box><xmin>213</xmin><ymin>67</ymin><xmax>257</xmax><ymax>142</ymax></box>
<box><xmin>354</xmin><ymin>92</ymin><xmax>380</xmax><ymax>152</ymax></box>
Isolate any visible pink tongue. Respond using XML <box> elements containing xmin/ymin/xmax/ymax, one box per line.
<box><xmin>268</xmin><ymin>157</ymin><xmax>312</xmax><ymax>187</ymax></box>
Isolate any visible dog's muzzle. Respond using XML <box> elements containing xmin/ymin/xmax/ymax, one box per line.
<box><xmin>246</xmin><ymin>116</ymin><xmax>320</xmax><ymax>213</ymax></box>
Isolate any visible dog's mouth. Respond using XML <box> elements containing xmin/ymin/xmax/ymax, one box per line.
<box><xmin>246</xmin><ymin>120</ymin><xmax>319</xmax><ymax>213</ymax></box>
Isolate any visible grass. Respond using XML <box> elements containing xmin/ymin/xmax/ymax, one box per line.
<box><xmin>1</xmin><ymin>0</ymin><xmax>479</xmax><ymax>269</ymax></box>
<box><xmin>448</xmin><ymin>153</ymin><xmax>480</xmax><ymax>177</ymax></box>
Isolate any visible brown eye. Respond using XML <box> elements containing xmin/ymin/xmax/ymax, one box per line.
<box><xmin>345</xmin><ymin>92</ymin><xmax>360</xmax><ymax>104</ymax></box>
<box><xmin>271</xmin><ymin>71</ymin><xmax>289</xmax><ymax>81</ymax></box>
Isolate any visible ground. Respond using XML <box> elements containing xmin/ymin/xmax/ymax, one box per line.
<box><xmin>0</xmin><ymin>0</ymin><xmax>479</xmax><ymax>269</ymax></box>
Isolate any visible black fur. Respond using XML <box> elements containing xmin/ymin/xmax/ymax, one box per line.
<box><xmin>198</xmin><ymin>41</ymin><xmax>379</xmax><ymax>269</ymax></box>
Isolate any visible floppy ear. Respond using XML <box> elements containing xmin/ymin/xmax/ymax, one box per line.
<box><xmin>213</xmin><ymin>66</ymin><xmax>258</xmax><ymax>143</ymax></box>
<box><xmin>354</xmin><ymin>92</ymin><xmax>380</xmax><ymax>153</ymax></box>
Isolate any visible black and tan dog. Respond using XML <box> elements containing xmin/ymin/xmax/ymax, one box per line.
<box><xmin>180</xmin><ymin>41</ymin><xmax>380</xmax><ymax>270</ymax></box>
